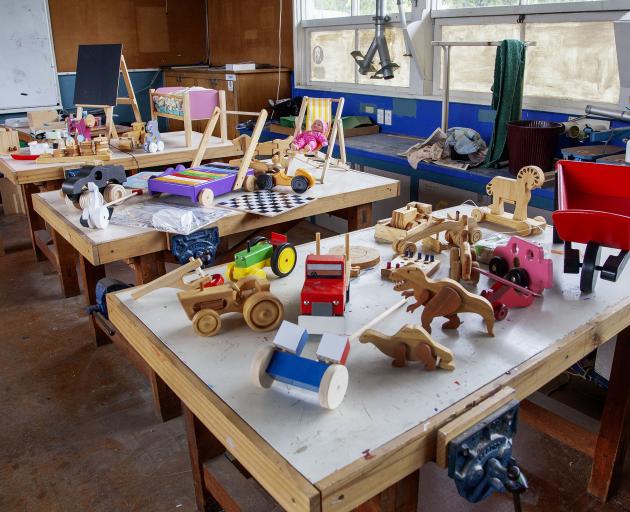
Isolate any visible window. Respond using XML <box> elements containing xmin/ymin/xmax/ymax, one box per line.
<box><xmin>435</xmin><ymin>14</ymin><xmax>621</xmax><ymax>107</ymax></box>
<box><xmin>297</xmin><ymin>0</ymin><xmax>416</xmax><ymax>94</ymax></box>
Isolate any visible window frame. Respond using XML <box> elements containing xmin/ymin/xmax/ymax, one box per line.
<box><xmin>432</xmin><ymin>9</ymin><xmax>624</xmax><ymax>111</ymax></box>
<box><xmin>294</xmin><ymin>0</ymin><xmax>423</xmax><ymax>97</ymax></box>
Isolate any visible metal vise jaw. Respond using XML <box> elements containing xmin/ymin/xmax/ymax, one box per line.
<box><xmin>447</xmin><ymin>401</ymin><xmax>527</xmax><ymax>504</ymax></box>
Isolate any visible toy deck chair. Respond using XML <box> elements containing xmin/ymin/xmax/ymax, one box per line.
<box><xmin>292</xmin><ymin>96</ymin><xmax>348</xmax><ymax>183</ymax></box>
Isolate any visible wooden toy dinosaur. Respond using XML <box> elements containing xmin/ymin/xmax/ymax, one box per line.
<box><xmin>360</xmin><ymin>324</ymin><xmax>455</xmax><ymax>370</ymax></box>
<box><xmin>391</xmin><ymin>264</ymin><xmax>495</xmax><ymax>336</ymax></box>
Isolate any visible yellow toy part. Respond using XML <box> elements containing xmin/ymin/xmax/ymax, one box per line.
<box><xmin>226</xmin><ymin>260</ymin><xmax>269</xmax><ymax>282</ymax></box>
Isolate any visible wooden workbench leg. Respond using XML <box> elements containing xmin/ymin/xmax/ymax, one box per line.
<box><xmin>133</xmin><ymin>252</ymin><xmax>166</xmax><ymax>285</ymax></box>
<box><xmin>22</xmin><ymin>183</ymin><xmax>46</xmax><ymax>261</ymax></box>
<box><xmin>50</xmin><ymin>229</ymin><xmax>81</xmax><ymax>297</ymax></box>
<box><xmin>588</xmin><ymin>328</ymin><xmax>630</xmax><ymax>501</ymax></box>
<box><xmin>183</xmin><ymin>404</ymin><xmax>224</xmax><ymax>512</ymax></box>
<box><xmin>347</xmin><ymin>203</ymin><xmax>373</xmax><ymax>231</ymax></box>
<box><xmin>353</xmin><ymin>469</ymin><xmax>419</xmax><ymax>512</ymax></box>
<box><xmin>78</xmin><ymin>256</ymin><xmax>111</xmax><ymax>347</ymax></box>
<box><xmin>150</xmin><ymin>372</ymin><xmax>181</xmax><ymax>422</ymax></box>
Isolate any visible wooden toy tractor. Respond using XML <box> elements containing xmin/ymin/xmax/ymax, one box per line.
<box><xmin>255</xmin><ymin>167</ymin><xmax>316</xmax><ymax>194</ymax></box>
<box><xmin>178</xmin><ymin>275</ymin><xmax>284</xmax><ymax>337</ymax></box>
<box><xmin>226</xmin><ymin>233</ymin><xmax>297</xmax><ymax>281</ymax></box>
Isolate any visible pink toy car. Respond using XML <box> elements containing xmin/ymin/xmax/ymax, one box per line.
<box><xmin>480</xmin><ymin>236</ymin><xmax>553</xmax><ymax>320</ymax></box>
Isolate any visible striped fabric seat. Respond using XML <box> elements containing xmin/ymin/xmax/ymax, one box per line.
<box><xmin>304</xmin><ymin>98</ymin><xmax>333</xmax><ymax>136</ymax></box>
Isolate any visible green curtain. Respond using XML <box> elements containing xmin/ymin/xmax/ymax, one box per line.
<box><xmin>484</xmin><ymin>39</ymin><xmax>526</xmax><ymax>168</ymax></box>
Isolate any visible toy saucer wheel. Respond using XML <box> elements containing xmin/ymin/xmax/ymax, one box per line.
<box><xmin>243</xmin><ymin>175</ymin><xmax>256</xmax><ymax>192</ymax></box>
<box><xmin>271</xmin><ymin>243</ymin><xmax>297</xmax><ymax>277</ymax></box>
<box><xmin>243</xmin><ymin>292</ymin><xmax>284</xmax><ymax>332</ymax></box>
<box><xmin>192</xmin><ymin>309</ymin><xmax>222</xmax><ymax>336</ymax></box>
<box><xmin>493</xmin><ymin>303</ymin><xmax>509</xmax><ymax>321</ymax></box>
<box><xmin>505</xmin><ymin>268</ymin><xmax>530</xmax><ymax>288</ymax></box>
<box><xmin>250</xmin><ymin>345</ymin><xmax>276</xmax><ymax>388</ymax></box>
<box><xmin>469</xmin><ymin>228</ymin><xmax>482</xmax><ymax>244</ymax></box>
<box><xmin>103</xmin><ymin>184</ymin><xmax>126</xmax><ymax>203</ymax></box>
<box><xmin>256</xmin><ymin>173</ymin><xmax>274</xmax><ymax>191</ymax></box>
<box><xmin>291</xmin><ymin>175</ymin><xmax>310</xmax><ymax>194</ymax></box>
<box><xmin>318</xmin><ymin>364</ymin><xmax>349</xmax><ymax>410</ymax></box>
<box><xmin>489</xmin><ymin>256</ymin><xmax>509</xmax><ymax>278</ymax></box>
<box><xmin>580</xmin><ymin>241</ymin><xmax>601</xmax><ymax>294</ymax></box>
<box><xmin>198</xmin><ymin>188</ymin><xmax>214</xmax><ymax>207</ymax></box>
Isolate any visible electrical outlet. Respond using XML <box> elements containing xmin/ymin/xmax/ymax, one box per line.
<box><xmin>384</xmin><ymin>110</ymin><xmax>392</xmax><ymax>126</ymax></box>
<box><xmin>377</xmin><ymin>109</ymin><xmax>384</xmax><ymax>124</ymax></box>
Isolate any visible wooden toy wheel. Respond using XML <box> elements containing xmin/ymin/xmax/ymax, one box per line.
<box><xmin>506</xmin><ymin>268</ymin><xmax>530</xmax><ymax>288</ymax></box>
<box><xmin>103</xmin><ymin>184</ymin><xmax>125</xmax><ymax>202</ymax></box>
<box><xmin>493</xmin><ymin>303</ymin><xmax>509</xmax><ymax>321</ymax></box>
<box><xmin>517</xmin><ymin>165</ymin><xmax>545</xmax><ymax>189</ymax></box>
<box><xmin>192</xmin><ymin>309</ymin><xmax>222</xmax><ymax>336</ymax></box>
<box><xmin>471</xmin><ymin>208</ymin><xmax>484</xmax><ymax>222</ymax></box>
<box><xmin>243</xmin><ymin>175</ymin><xmax>256</xmax><ymax>192</ymax></box>
<box><xmin>469</xmin><ymin>228</ymin><xmax>482</xmax><ymax>244</ymax></box>
<box><xmin>243</xmin><ymin>292</ymin><xmax>283</xmax><ymax>332</ymax></box>
<box><xmin>256</xmin><ymin>173</ymin><xmax>274</xmax><ymax>190</ymax></box>
<box><xmin>250</xmin><ymin>345</ymin><xmax>276</xmax><ymax>388</ymax></box>
<box><xmin>63</xmin><ymin>194</ymin><xmax>80</xmax><ymax>210</ymax></box>
<box><xmin>198</xmin><ymin>188</ymin><xmax>214</xmax><ymax>207</ymax></box>
<box><xmin>489</xmin><ymin>256</ymin><xmax>509</xmax><ymax>278</ymax></box>
<box><xmin>318</xmin><ymin>364</ymin><xmax>349</xmax><ymax>410</ymax></box>
<box><xmin>271</xmin><ymin>243</ymin><xmax>297</xmax><ymax>277</ymax></box>
<box><xmin>580</xmin><ymin>241</ymin><xmax>601</xmax><ymax>294</ymax></box>
<box><xmin>291</xmin><ymin>175</ymin><xmax>310</xmax><ymax>194</ymax></box>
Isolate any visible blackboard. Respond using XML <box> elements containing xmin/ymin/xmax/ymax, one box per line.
<box><xmin>73</xmin><ymin>44</ymin><xmax>122</xmax><ymax>106</ymax></box>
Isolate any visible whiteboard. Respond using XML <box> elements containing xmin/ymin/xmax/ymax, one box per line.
<box><xmin>0</xmin><ymin>0</ymin><xmax>62</xmax><ymax>113</ymax></box>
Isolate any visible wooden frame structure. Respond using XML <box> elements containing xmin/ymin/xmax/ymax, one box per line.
<box><xmin>293</xmin><ymin>96</ymin><xmax>348</xmax><ymax>183</ymax></box>
<box><xmin>150</xmin><ymin>89</ymin><xmax>228</xmax><ymax>148</ymax></box>
<box><xmin>75</xmin><ymin>54</ymin><xmax>141</xmax><ymax>139</ymax></box>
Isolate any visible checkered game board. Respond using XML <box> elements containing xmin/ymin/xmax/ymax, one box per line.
<box><xmin>216</xmin><ymin>190</ymin><xmax>316</xmax><ymax>217</ymax></box>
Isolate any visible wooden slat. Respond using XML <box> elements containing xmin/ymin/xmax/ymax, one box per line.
<box><xmin>34</xmin><ymin>229</ymin><xmax>58</xmax><ymax>270</ymax></box>
<box><xmin>520</xmin><ymin>399</ymin><xmax>598</xmax><ymax>459</ymax></box>
<box><xmin>107</xmin><ymin>294</ymin><xmax>321</xmax><ymax>512</ymax></box>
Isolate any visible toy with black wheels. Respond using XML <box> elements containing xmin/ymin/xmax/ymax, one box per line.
<box><xmin>271</xmin><ymin>243</ymin><xmax>297</xmax><ymax>277</ymax></box>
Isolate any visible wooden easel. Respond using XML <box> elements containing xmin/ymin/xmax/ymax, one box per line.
<box><xmin>75</xmin><ymin>55</ymin><xmax>141</xmax><ymax>139</ymax></box>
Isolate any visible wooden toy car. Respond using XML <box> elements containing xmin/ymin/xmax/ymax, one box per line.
<box><xmin>553</xmin><ymin>160</ymin><xmax>630</xmax><ymax>293</ymax></box>
<box><xmin>374</xmin><ymin>202</ymin><xmax>433</xmax><ymax>243</ymax></box>
<box><xmin>250</xmin><ymin>321</ymin><xmax>350</xmax><ymax>409</ymax></box>
<box><xmin>255</xmin><ymin>167</ymin><xmax>316</xmax><ymax>194</ymax></box>
<box><xmin>177</xmin><ymin>275</ymin><xmax>283</xmax><ymax>337</ymax></box>
<box><xmin>61</xmin><ymin>164</ymin><xmax>127</xmax><ymax>209</ymax></box>
<box><xmin>479</xmin><ymin>236</ymin><xmax>553</xmax><ymax>320</ymax></box>
<box><xmin>226</xmin><ymin>233</ymin><xmax>297</xmax><ymax>281</ymax></box>
<box><xmin>298</xmin><ymin>233</ymin><xmax>351</xmax><ymax>335</ymax></box>
<box><xmin>148</xmin><ymin>162</ymin><xmax>256</xmax><ymax>207</ymax></box>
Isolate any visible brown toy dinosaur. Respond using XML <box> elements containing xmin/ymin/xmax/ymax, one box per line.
<box><xmin>360</xmin><ymin>324</ymin><xmax>455</xmax><ymax>370</ymax></box>
<box><xmin>391</xmin><ymin>264</ymin><xmax>495</xmax><ymax>336</ymax></box>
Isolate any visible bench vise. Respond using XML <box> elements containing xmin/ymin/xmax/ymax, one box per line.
<box><xmin>447</xmin><ymin>401</ymin><xmax>527</xmax><ymax>506</ymax></box>
<box><xmin>171</xmin><ymin>227</ymin><xmax>219</xmax><ymax>267</ymax></box>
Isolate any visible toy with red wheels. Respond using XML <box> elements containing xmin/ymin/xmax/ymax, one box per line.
<box><xmin>226</xmin><ymin>233</ymin><xmax>297</xmax><ymax>282</ymax></box>
<box><xmin>479</xmin><ymin>236</ymin><xmax>553</xmax><ymax>321</ymax></box>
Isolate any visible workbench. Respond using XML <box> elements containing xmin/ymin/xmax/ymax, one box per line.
<box><xmin>107</xmin><ymin>205</ymin><xmax>629</xmax><ymax>511</ymax></box>
<box><xmin>32</xmin><ymin>168</ymin><xmax>398</xmax><ymax>420</ymax></box>
<box><xmin>256</xmin><ymin>130</ymin><xmax>555</xmax><ymax>211</ymax></box>
<box><xmin>0</xmin><ymin>131</ymin><xmax>243</xmax><ymax>262</ymax></box>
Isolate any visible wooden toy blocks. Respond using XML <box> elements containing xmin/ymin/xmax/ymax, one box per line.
<box><xmin>471</xmin><ymin>165</ymin><xmax>547</xmax><ymax>236</ymax></box>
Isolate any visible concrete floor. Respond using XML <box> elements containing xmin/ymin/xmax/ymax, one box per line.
<box><xmin>1</xmin><ymin>212</ymin><xmax>629</xmax><ymax>512</ymax></box>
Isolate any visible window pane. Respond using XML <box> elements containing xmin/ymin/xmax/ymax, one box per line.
<box><xmin>524</xmin><ymin>22</ymin><xmax>619</xmax><ymax>103</ymax></box>
<box><xmin>523</xmin><ymin>0</ymin><xmax>597</xmax><ymax>4</ymax></box>
<box><xmin>357</xmin><ymin>27</ymin><xmax>411</xmax><ymax>87</ymax></box>
<box><xmin>440</xmin><ymin>24</ymin><xmax>521</xmax><ymax>93</ymax></box>
<box><xmin>436</xmin><ymin>0</ymin><xmax>518</xmax><ymax>8</ymax></box>
<box><xmin>310</xmin><ymin>30</ymin><xmax>356</xmax><ymax>83</ymax></box>
<box><xmin>304</xmin><ymin>0</ymin><xmax>351</xmax><ymax>19</ymax></box>
<box><xmin>358</xmin><ymin>0</ymin><xmax>413</xmax><ymax>15</ymax></box>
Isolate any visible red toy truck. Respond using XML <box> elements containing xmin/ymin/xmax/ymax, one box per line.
<box><xmin>298</xmin><ymin>234</ymin><xmax>351</xmax><ymax>335</ymax></box>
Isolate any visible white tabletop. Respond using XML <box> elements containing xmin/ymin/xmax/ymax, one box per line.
<box><xmin>115</xmin><ymin>205</ymin><xmax>626</xmax><ymax>484</ymax></box>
